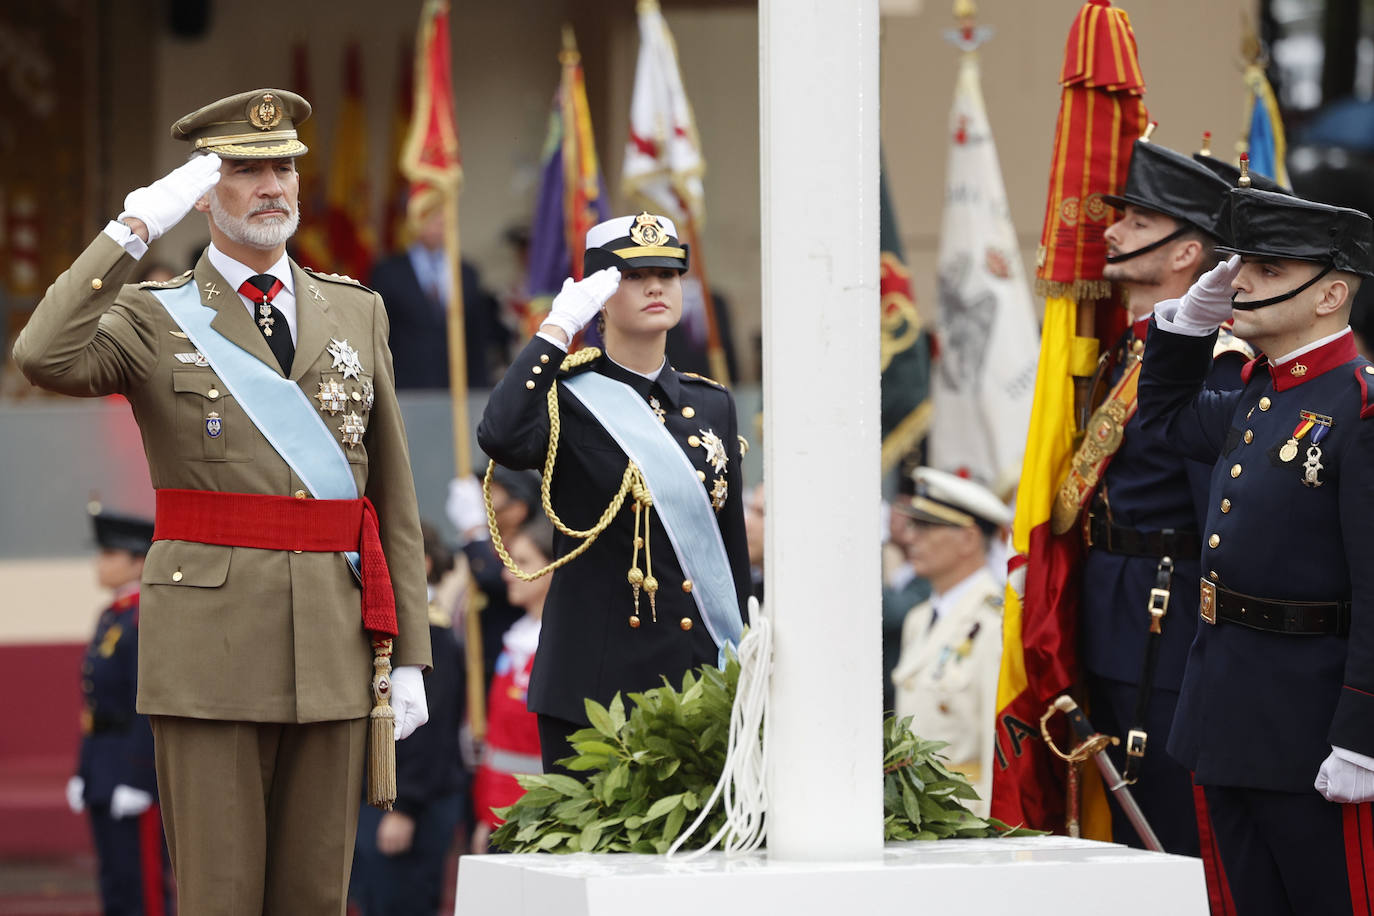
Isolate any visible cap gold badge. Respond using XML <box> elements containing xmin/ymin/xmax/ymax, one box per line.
<box><xmin>629</xmin><ymin>212</ymin><xmax>666</xmax><ymax>247</ymax></box>
<box><xmin>248</xmin><ymin>93</ymin><xmax>283</xmax><ymax>130</ymax></box>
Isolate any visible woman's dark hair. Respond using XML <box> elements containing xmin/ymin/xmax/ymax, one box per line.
<box><xmin>517</xmin><ymin>515</ymin><xmax>556</xmax><ymax>565</ymax></box>
<box><xmin>420</xmin><ymin>520</ymin><xmax>454</xmax><ymax>585</ymax></box>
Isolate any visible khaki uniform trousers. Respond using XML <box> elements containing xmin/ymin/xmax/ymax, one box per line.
<box><xmin>151</xmin><ymin>716</ymin><xmax>368</xmax><ymax>915</ymax></box>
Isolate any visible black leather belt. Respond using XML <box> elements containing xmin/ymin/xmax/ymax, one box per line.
<box><xmin>1199</xmin><ymin>579</ymin><xmax>1350</xmax><ymax>636</ymax></box>
<box><xmin>1087</xmin><ymin>513</ymin><xmax>1200</xmax><ymax>559</ymax></box>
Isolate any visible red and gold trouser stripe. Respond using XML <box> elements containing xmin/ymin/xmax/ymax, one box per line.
<box><xmin>1192</xmin><ymin>779</ymin><xmax>1238</xmax><ymax>916</ymax></box>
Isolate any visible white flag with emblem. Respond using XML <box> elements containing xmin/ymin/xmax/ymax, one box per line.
<box><xmin>931</xmin><ymin>50</ymin><xmax>1039</xmax><ymax>494</ymax></box>
<box><xmin>621</xmin><ymin>0</ymin><xmax>704</xmax><ymax>225</ymax></box>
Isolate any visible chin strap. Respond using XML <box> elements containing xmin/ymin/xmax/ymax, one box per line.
<box><xmin>1104</xmin><ymin>225</ymin><xmax>1189</xmax><ymax>264</ymax></box>
<box><xmin>1232</xmin><ymin>264</ymin><xmax>1334</xmax><ymax>310</ymax></box>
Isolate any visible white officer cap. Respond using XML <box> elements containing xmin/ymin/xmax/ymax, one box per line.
<box><xmin>901</xmin><ymin>467</ymin><xmax>1013</xmax><ymax>532</ymax></box>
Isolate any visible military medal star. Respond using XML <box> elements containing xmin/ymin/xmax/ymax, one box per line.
<box><xmin>315</xmin><ymin>379</ymin><xmax>349</xmax><ymax>415</ymax></box>
<box><xmin>698</xmin><ymin>429</ymin><xmax>728</xmax><ymax>474</ymax></box>
<box><xmin>327</xmin><ymin>338</ymin><xmax>364</xmax><ymax>379</ymax></box>
<box><xmin>339</xmin><ymin>412</ymin><xmax>366</xmax><ymax>447</ymax></box>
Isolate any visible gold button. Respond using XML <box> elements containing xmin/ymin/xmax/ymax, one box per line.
<box><xmin>294</xmin><ymin>489</ymin><xmax>307</xmax><ymax>499</ymax></box>
<box><xmin>91</xmin><ymin>278</ymin><xmax>103</xmax><ymax>290</ymax></box>
<box><xmin>1243</xmin><ymin>430</ymin><xmax>1253</xmax><ymax>444</ymax></box>
<box><xmin>681</xmin><ymin>579</ymin><xmax>693</xmax><ymax>593</ymax></box>
<box><xmin>525</xmin><ymin>380</ymin><xmax>536</xmax><ymax>390</ymax></box>
<box><xmin>293</xmin><ymin>549</ymin><xmax>302</xmax><ymax>554</ymax></box>
<box><xmin>171</xmin><ymin>570</ymin><xmax>184</xmax><ymax>582</ymax></box>
<box><xmin>1259</xmin><ymin>397</ymin><xmax>1271</xmax><ymax>411</ymax></box>
<box><xmin>688</xmin><ymin>435</ymin><xmax>701</xmax><ymax>447</ymax></box>
<box><xmin>207</xmin><ymin>388</ymin><xmax>220</xmax><ymax>399</ymax></box>
<box><xmin>697</xmin><ymin>470</ymin><xmax>706</xmax><ymax>482</ymax></box>
<box><xmin>682</xmin><ymin>406</ymin><xmax>695</xmax><ymax>419</ymax></box>
<box><xmin>1230</xmin><ymin>464</ymin><xmax>1242</xmax><ymax>478</ymax></box>
<box><xmin>1208</xmin><ymin>534</ymin><xmax>1220</xmax><ymax>548</ymax></box>
<box><xmin>540</xmin><ymin>354</ymin><xmax>550</xmax><ymax>364</ymax></box>
<box><xmin>680</xmin><ymin>618</ymin><xmax>693</xmax><ymax>631</ymax></box>
<box><xmin>352</xmin><ymin>391</ymin><xmax>362</xmax><ymax>401</ymax></box>
<box><xmin>628</xmin><ymin>615</ymin><xmax>641</xmax><ymax>629</ymax></box>
<box><xmin>1220</xmin><ymin>498</ymin><xmax>1232</xmax><ymax>513</ymax></box>
<box><xmin>1210</xmin><ymin>570</ymin><xmax>1219</xmax><ymax>581</ymax></box>
<box><xmin>1366</xmin><ymin>367</ymin><xmax>1374</xmax><ymax>376</ymax></box>
<box><xmin>532</xmin><ymin>365</ymin><xmax>542</xmax><ymax>375</ymax></box>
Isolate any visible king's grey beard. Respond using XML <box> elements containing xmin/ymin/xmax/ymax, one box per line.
<box><xmin>209</xmin><ymin>192</ymin><xmax>299</xmax><ymax>250</ymax></box>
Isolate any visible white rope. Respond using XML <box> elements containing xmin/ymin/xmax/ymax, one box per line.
<box><xmin>667</xmin><ymin>605</ymin><xmax>772</xmax><ymax>859</ymax></box>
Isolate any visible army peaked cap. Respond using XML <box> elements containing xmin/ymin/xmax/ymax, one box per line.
<box><xmin>171</xmin><ymin>89</ymin><xmax>310</xmax><ymax>159</ymax></box>
<box><xmin>584</xmin><ymin>213</ymin><xmax>690</xmax><ymax>275</ymax></box>
<box><xmin>91</xmin><ymin>508</ymin><xmax>155</xmax><ymax>556</ymax></box>
<box><xmin>1102</xmin><ymin>139</ymin><xmax>1231</xmax><ymax>237</ymax></box>
<box><xmin>1218</xmin><ymin>188</ymin><xmax>1374</xmax><ymax>279</ymax></box>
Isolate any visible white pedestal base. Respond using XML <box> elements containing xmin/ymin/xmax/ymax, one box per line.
<box><xmin>455</xmin><ymin>836</ymin><xmax>1209</xmax><ymax>915</ymax></box>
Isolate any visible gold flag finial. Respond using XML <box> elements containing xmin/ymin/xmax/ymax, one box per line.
<box><xmin>560</xmin><ymin>24</ymin><xmax>580</xmax><ymax>63</ymax></box>
<box><xmin>1140</xmin><ymin>120</ymin><xmax>1158</xmax><ymax>142</ymax></box>
<box><xmin>1238</xmin><ymin>153</ymin><xmax>1252</xmax><ymax>188</ymax></box>
<box><xmin>954</xmin><ymin>0</ymin><xmax>977</xmax><ymax>20</ymax></box>
<box><xmin>1200</xmin><ymin>130</ymin><xmax>1212</xmax><ymax>156</ymax></box>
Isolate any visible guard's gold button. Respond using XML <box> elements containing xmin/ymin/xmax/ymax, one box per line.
<box><xmin>1230</xmin><ymin>464</ymin><xmax>1242</xmax><ymax>478</ymax></box>
<box><xmin>207</xmin><ymin>388</ymin><xmax>220</xmax><ymax>399</ymax></box>
<box><xmin>294</xmin><ymin>489</ymin><xmax>307</xmax><ymax>499</ymax></box>
<box><xmin>1220</xmin><ymin>498</ymin><xmax>1232</xmax><ymax>513</ymax></box>
<box><xmin>688</xmin><ymin>435</ymin><xmax>701</xmax><ymax>448</ymax></box>
<box><xmin>532</xmin><ymin>365</ymin><xmax>542</xmax><ymax>375</ymax></box>
<box><xmin>1210</xmin><ymin>570</ymin><xmax>1219</xmax><ymax>581</ymax></box>
<box><xmin>91</xmin><ymin>278</ymin><xmax>103</xmax><ymax>290</ymax></box>
<box><xmin>525</xmin><ymin>380</ymin><xmax>536</xmax><ymax>390</ymax></box>
<box><xmin>172</xmin><ymin>570</ymin><xmax>184</xmax><ymax>582</ymax></box>
<box><xmin>540</xmin><ymin>354</ymin><xmax>550</xmax><ymax>364</ymax></box>
<box><xmin>682</xmin><ymin>406</ymin><xmax>695</xmax><ymax>419</ymax></box>
<box><xmin>1209</xmin><ymin>534</ymin><xmax>1220</xmax><ymax>548</ymax></box>
<box><xmin>680</xmin><ymin>618</ymin><xmax>693</xmax><ymax>631</ymax></box>
<box><xmin>1244</xmin><ymin>430</ymin><xmax>1253</xmax><ymax>444</ymax></box>
<box><xmin>681</xmin><ymin>579</ymin><xmax>693</xmax><ymax>593</ymax></box>
<box><xmin>1259</xmin><ymin>397</ymin><xmax>1271</xmax><ymax>411</ymax></box>
<box><xmin>697</xmin><ymin>470</ymin><xmax>706</xmax><ymax>482</ymax></box>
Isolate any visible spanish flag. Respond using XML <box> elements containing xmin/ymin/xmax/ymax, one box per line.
<box><xmin>289</xmin><ymin>43</ymin><xmax>329</xmax><ymax>271</ymax></box>
<box><xmin>990</xmin><ymin>0</ymin><xmax>1146</xmax><ymax>837</ymax></box>
<box><xmin>325</xmin><ymin>43</ymin><xmax>377</xmax><ymax>284</ymax></box>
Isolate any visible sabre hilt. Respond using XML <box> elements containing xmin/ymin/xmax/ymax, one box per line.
<box><xmin>1041</xmin><ymin>695</ymin><xmax>1117</xmax><ymax>763</ymax></box>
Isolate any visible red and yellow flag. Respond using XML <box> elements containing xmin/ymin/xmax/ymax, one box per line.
<box><xmin>991</xmin><ymin>0</ymin><xmax>1146</xmax><ymax>837</ymax></box>
<box><xmin>289</xmin><ymin>43</ymin><xmax>329</xmax><ymax>270</ymax></box>
<box><xmin>325</xmin><ymin>43</ymin><xmax>376</xmax><ymax>283</ymax></box>
<box><xmin>400</xmin><ymin>0</ymin><xmax>462</xmax><ymax>209</ymax></box>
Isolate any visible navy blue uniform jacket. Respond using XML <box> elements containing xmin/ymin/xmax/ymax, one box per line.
<box><xmin>78</xmin><ymin>591</ymin><xmax>157</xmax><ymax>805</ymax></box>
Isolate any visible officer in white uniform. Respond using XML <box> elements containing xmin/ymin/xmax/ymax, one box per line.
<box><xmin>891</xmin><ymin>468</ymin><xmax>1013</xmax><ymax>817</ymax></box>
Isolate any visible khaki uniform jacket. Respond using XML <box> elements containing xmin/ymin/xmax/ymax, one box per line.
<box><xmin>891</xmin><ymin>567</ymin><xmax>1003</xmax><ymax>817</ymax></box>
<box><xmin>13</xmin><ymin>234</ymin><xmax>431</xmax><ymax>723</ymax></box>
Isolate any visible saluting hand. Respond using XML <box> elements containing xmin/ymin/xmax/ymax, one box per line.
<box><xmin>1157</xmin><ymin>254</ymin><xmax>1242</xmax><ymax>334</ymax></box>
<box><xmin>540</xmin><ymin>267</ymin><xmax>622</xmax><ymax>342</ymax></box>
<box><xmin>119</xmin><ymin>153</ymin><xmax>223</xmax><ymax>243</ymax></box>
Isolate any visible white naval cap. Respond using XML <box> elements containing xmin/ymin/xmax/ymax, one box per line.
<box><xmin>901</xmin><ymin>467</ymin><xmax>1013</xmax><ymax>531</ymax></box>
<box><xmin>583</xmin><ymin>212</ymin><xmax>690</xmax><ymax>275</ymax></box>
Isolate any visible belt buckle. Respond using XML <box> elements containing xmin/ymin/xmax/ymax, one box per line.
<box><xmin>1200</xmin><ymin>578</ymin><xmax>1217</xmax><ymax>625</ymax></box>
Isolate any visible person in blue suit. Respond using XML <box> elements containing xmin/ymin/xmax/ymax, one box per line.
<box><xmin>1067</xmin><ymin>135</ymin><xmax>1248</xmax><ymax>855</ymax></box>
<box><xmin>1139</xmin><ymin>185</ymin><xmax>1374</xmax><ymax>915</ymax></box>
<box><xmin>66</xmin><ymin>508</ymin><xmax>169</xmax><ymax>916</ymax></box>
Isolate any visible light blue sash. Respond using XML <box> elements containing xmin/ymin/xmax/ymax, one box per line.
<box><xmin>151</xmin><ymin>283</ymin><xmax>361</xmax><ymax>566</ymax></box>
<box><xmin>562</xmin><ymin>372</ymin><xmax>743</xmax><ymax>662</ymax></box>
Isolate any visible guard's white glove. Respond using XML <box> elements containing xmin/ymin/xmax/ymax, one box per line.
<box><xmin>540</xmin><ymin>267</ymin><xmax>621</xmax><ymax>340</ymax></box>
<box><xmin>1154</xmin><ymin>255</ymin><xmax>1242</xmax><ymax>336</ymax></box>
<box><xmin>65</xmin><ymin>776</ymin><xmax>85</xmax><ymax>814</ymax></box>
<box><xmin>109</xmin><ymin>784</ymin><xmax>154</xmax><ymax>820</ymax></box>
<box><xmin>1316</xmin><ymin>746</ymin><xmax>1374</xmax><ymax>803</ymax></box>
<box><xmin>391</xmin><ymin>665</ymin><xmax>429</xmax><ymax>740</ymax></box>
<box><xmin>119</xmin><ymin>153</ymin><xmax>222</xmax><ymax>242</ymax></box>
<box><xmin>446</xmin><ymin>476</ymin><xmax>489</xmax><ymax>543</ymax></box>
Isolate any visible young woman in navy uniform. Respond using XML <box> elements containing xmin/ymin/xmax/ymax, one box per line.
<box><xmin>477</xmin><ymin>213</ymin><xmax>751</xmax><ymax>772</ymax></box>
<box><xmin>67</xmin><ymin>510</ymin><xmax>169</xmax><ymax>916</ymax></box>
<box><xmin>1140</xmin><ymin>185</ymin><xmax>1374</xmax><ymax>915</ymax></box>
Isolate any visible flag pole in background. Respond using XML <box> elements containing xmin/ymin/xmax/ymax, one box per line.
<box><xmin>1238</xmin><ymin>23</ymin><xmax>1288</xmax><ymax>186</ymax></box>
<box><xmin>621</xmin><ymin>0</ymin><xmax>729</xmax><ymax>384</ymax></box>
<box><xmin>930</xmin><ymin>0</ymin><xmax>1039</xmax><ymax>496</ymax></box>
<box><xmin>990</xmin><ymin>0</ymin><xmax>1146</xmax><ymax>840</ymax></box>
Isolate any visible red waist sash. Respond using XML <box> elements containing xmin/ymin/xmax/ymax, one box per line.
<box><xmin>152</xmin><ymin>488</ymin><xmax>397</xmax><ymax>636</ymax></box>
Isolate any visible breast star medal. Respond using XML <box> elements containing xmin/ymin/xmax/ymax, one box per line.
<box><xmin>710</xmin><ymin>476</ymin><xmax>728</xmax><ymax>510</ymax></box>
<box><xmin>360</xmin><ymin>378</ymin><xmax>375</xmax><ymax>411</ymax></box>
<box><xmin>697</xmin><ymin>429</ymin><xmax>728</xmax><ymax>474</ymax></box>
<box><xmin>327</xmin><ymin>338</ymin><xmax>364</xmax><ymax>380</ymax></box>
<box><xmin>315</xmin><ymin>379</ymin><xmax>349</xmax><ymax>415</ymax></box>
<box><xmin>339</xmin><ymin>412</ymin><xmax>366</xmax><ymax>447</ymax></box>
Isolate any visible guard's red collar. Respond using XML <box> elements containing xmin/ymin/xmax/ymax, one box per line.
<box><xmin>1241</xmin><ymin>329</ymin><xmax>1358</xmax><ymax>391</ymax></box>
<box><xmin>111</xmin><ymin>591</ymin><xmax>139</xmax><ymax>612</ymax></box>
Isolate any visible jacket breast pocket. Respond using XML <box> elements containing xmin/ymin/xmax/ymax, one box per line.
<box><xmin>172</xmin><ymin>369</ymin><xmax>251</xmax><ymax>462</ymax></box>
<box><xmin>144</xmin><ymin>541</ymin><xmax>232</xmax><ymax>588</ymax></box>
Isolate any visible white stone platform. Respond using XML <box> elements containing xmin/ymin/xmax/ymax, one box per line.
<box><xmin>455</xmin><ymin>836</ymin><xmax>1209</xmax><ymax>915</ymax></box>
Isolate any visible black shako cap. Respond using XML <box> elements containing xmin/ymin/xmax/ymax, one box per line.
<box><xmin>1192</xmin><ymin>152</ymin><xmax>1291</xmax><ymax>194</ymax></box>
<box><xmin>1102</xmin><ymin>139</ymin><xmax>1231</xmax><ymax>237</ymax></box>
<box><xmin>1217</xmin><ymin>187</ymin><xmax>1374</xmax><ymax>279</ymax></box>
<box><xmin>91</xmin><ymin>510</ymin><xmax>155</xmax><ymax>556</ymax></box>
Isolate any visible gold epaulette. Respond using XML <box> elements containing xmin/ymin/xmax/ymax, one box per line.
<box><xmin>137</xmin><ymin>270</ymin><xmax>194</xmax><ymax>289</ymax></box>
<box><xmin>303</xmin><ymin>266</ymin><xmax>369</xmax><ymax>289</ymax></box>
<box><xmin>680</xmin><ymin>370</ymin><xmax>726</xmax><ymax>389</ymax></box>
<box><xmin>559</xmin><ymin>346</ymin><xmax>601</xmax><ymax>373</ymax></box>
<box><xmin>1214</xmin><ymin>327</ymin><xmax>1256</xmax><ymax>362</ymax></box>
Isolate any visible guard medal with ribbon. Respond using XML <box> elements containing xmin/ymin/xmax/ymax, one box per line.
<box><xmin>1280</xmin><ymin>411</ymin><xmax>1332</xmax><ymax>464</ymax></box>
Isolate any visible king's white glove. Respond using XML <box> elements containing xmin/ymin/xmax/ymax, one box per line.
<box><xmin>1316</xmin><ymin>746</ymin><xmax>1374</xmax><ymax>803</ymax></box>
<box><xmin>110</xmin><ymin>784</ymin><xmax>154</xmax><ymax>820</ymax></box>
<box><xmin>1154</xmin><ymin>254</ymin><xmax>1242</xmax><ymax>335</ymax></box>
<box><xmin>391</xmin><ymin>665</ymin><xmax>429</xmax><ymax>741</ymax></box>
<box><xmin>119</xmin><ymin>153</ymin><xmax>222</xmax><ymax>242</ymax></box>
<box><xmin>65</xmin><ymin>776</ymin><xmax>85</xmax><ymax>814</ymax></box>
<box><xmin>446</xmin><ymin>476</ymin><xmax>489</xmax><ymax>543</ymax></box>
<box><xmin>540</xmin><ymin>267</ymin><xmax>621</xmax><ymax>340</ymax></box>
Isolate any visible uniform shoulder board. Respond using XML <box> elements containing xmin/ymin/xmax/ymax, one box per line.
<box><xmin>1355</xmin><ymin>364</ymin><xmax>1374</xmax><ymax>419</ymax></box>
<box><xmin>138</xmin><ymin>270</ymin><xmax>194</xmax><ymax>290</ymax></box>
<box><xmin>302</xmin><ymin>266</ymin><xmax>371</xmax><ymax>291</ymax></box>
<box><xmin>737</xmin><ymin>434</ymin><xmax>750</xmax><ymax>456</ymax></box>
<box><xmin>558</xmin><ymin>346</ymin><xmax>601</xmax><ymax>376</ymax></box>
<box><xmin>680</xmin><ymin>370</ymin><xmax>727</xmax><ymax>390</ymax></box>
<box><xmin>1213</xmin><ymin>327</ymin><xmax>1255</xmax><ymax>363</ymax></box>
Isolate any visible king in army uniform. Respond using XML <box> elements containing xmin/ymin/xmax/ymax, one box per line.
<box><xmin>1140</xmin><ymin>181</ymin><xmax>1374</xmax><ymax>915</ymax></box>
<box><xmin>476</xmin><ymin>213</ymin><xmax>752</xmax><ymax>772</ymax></box>
<box><xmin>13</xmin><ymin>89</ymin><xmax>431</xmax><ymax>915</ymax></box>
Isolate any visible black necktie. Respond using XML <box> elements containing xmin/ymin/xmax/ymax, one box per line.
<box><xmin>240</xmin><ymin>274</ymin><xmax>294</xmax><ymax>375</ymax></box>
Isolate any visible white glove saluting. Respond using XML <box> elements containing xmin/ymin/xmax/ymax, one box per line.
<box><xmin>390</xmin><ymin>665</ymin><xmax>429</xmax><ymax>741</ymax></box>
<box><xmin>1316</xmin><ymin>746</ymin><xmax>1374</xmax><ymax>803</ymax></box>
<box><xmin>540</xmin><ymin>267</ymin><xmax>621</xmax><ymax>341</ymax></box>
<box><xmin>1155</xmin><ymin>254</ymin><xmax>1242</xmax><ymax>335</ymax></box>
<box><xmin>119</xmin><ymin>153</ymin><xmax>223</xmax><ymax>242</ymax></box>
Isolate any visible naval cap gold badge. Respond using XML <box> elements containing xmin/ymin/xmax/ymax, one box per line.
<box><xmin>629</xmin><ymin>212</ymin><xmax>666</xmax><ymax>247</ymax></box>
